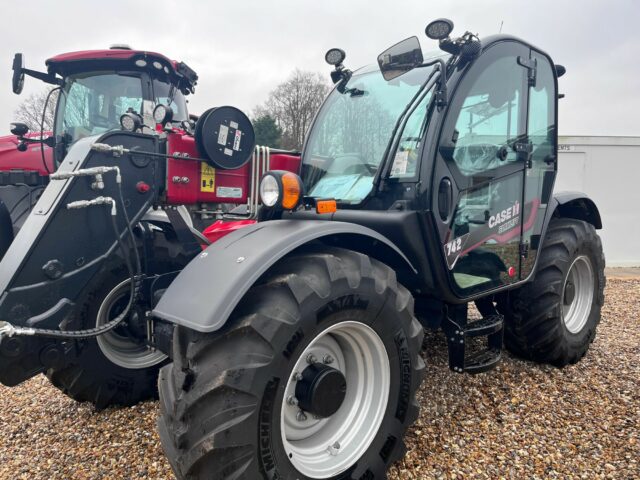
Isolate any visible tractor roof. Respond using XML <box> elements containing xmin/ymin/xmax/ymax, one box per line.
<box><xmin>45</xmin><ymin>47</ymin><xmax>198</xmax><ymax>94</ymax></box>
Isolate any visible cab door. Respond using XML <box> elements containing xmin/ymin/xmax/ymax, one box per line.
<box><xmin>432</xmin><ymin>41</ymin><xmax>531</xmax><ymax>297</ymax></box>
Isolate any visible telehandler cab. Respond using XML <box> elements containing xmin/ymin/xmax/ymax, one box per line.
<box><xmin>0</xmin><ymin>19</ymin><xmax>604</xmax><ymax>480</ymax></box>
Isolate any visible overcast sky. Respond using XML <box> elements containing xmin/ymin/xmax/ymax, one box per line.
<box><xmin>1</xmin><ymin>0</ymin><xmax>638</xmax><ymax>136</ymax></box>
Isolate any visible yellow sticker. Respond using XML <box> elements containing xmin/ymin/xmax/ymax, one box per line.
<box><xmin>200</xmin><ymin>164</ymin><xmax>216</xmax><ymax>192</ymax></box>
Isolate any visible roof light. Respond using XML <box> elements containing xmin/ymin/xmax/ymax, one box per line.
<box><xmin>135</xmin><ymin>59</ymin><xmax>147</xmax><ymax>67</ymax></box>
<box><xmin>110</xmin><ymin>44</ymin><xmax>132</xmax><ymax>50</ymax></box>
<box><xmin>425</xmin><ymin>18</ymin><xmax>454</xmax><ymax>40</ymax></box>
<box><xmin>325</xmin><ymin>48</ymin><xmax>346</xmax><ymax>66</ymax></box>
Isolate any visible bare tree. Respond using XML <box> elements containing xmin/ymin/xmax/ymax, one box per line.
<box><xmin>256</xmin><ymin>70</ymin><xmax>330</xmax><ymax>150</ymax></box>
<box><xmin>13</xmin><ymin>88</ymin><xmax>59</xmax><ymax>132</ymax></box>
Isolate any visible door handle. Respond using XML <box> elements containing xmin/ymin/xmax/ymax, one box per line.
<box><xmin>438</xmin><ymin>177</ymin><xmax>453</xmax><ymax>221</ymax></box>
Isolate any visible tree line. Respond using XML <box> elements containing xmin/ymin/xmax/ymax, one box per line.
<box><xmin>13</xmin><ymin>69</ymin><xmax>331</xmax><ymax>152</ymax></box>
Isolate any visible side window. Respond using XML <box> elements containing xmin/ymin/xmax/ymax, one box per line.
<box><xmin>520</xmin><ymin>52</ymin><xmax>557</xmax><ymax>278</ymax></box>
<box><xmin>390</xmin><ymin>90</ymin><xmax>433</xmax><ymax>178</ymax></box>
<box><xmin>450</xmin><ymin>55</ymin><xmax>525</xmax><ymax>177</ymax></box>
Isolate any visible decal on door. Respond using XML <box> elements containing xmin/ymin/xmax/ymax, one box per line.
<box><xmin>444</xmin><ymin>198</ymin><xmax>540</xmax><ymax>270</ymax></box>
<box><xmin>444</xmin><ymin>233</ymin><xmax>471</xmax><ymax>269</ymax></box>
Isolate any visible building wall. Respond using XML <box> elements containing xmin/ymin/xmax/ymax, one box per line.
<box><xmin>556</xmin><ymin>136</ymin><xmax>640</xmax><ymax>266</ymax></box>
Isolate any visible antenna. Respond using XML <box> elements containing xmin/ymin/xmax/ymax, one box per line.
<box><xmin>499</xmin><ymin>20</ymin><xmax>504</xmax><ymax>33</ymax></box>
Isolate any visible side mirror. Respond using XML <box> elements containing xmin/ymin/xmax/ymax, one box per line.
<box><xmin>12</xmin><ymin>53</ymin><xmax>25</xmax><ymax>95</ymax></box>
<box><xmin>10</xmin><ymin>122</ymin><xmax>29</xmax><ymax>137</ymax></box>
<box><xmin>377</xmin><ymin>36</ymin><xmax>424</xmax><ymax>81</ymax></box>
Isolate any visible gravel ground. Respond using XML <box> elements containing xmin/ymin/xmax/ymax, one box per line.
<box><xmin>0</xmin><ymin>278</ymin><xmax>638</xmax><ymax>479</ymax></box>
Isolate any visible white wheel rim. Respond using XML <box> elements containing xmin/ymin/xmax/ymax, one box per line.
<box><xmin>562</xmin><ymin>255</ymin><xmax>595</xmax><ymax>334</ymax></box>
<box><xmin>280</xmin><ymin>321</ymin><xmax>390</xmax><ymax>478</ymax></box>
<box><xmin>96</xmin><ymin>279</ymin><xmax>167</xmax><ymax>369</ymax></box>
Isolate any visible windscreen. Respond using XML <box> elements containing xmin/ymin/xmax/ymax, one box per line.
<box><xmin>302</xmin><ymin>64</ymin><xmax>436</xmax><ymax>204</ymax></box>
<box><xmin>55</xmin><ymin>72</ymin><xmax>143</xmax><ymax>145</ymax></box>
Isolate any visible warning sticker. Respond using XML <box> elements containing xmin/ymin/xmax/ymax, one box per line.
<box><xmin>233</xmin><ymin>130</ymin><xmax>242</xmax><ymax>151</ymax></box>
<box><xmin>391</xmin><ymin>150</ymin><xmax>409</xmax><ymax>176</ymax></box>
<box><xmin>201</xmin><ymin>163</ymin><xmax>216</xmax><ymax>192</ymax></box>
<box><xmin>216</xmin><ymin>186</ymin><xmax>243</xmax><ymax>199</ymax></box>
<box><xmin>230</xmin><ymin>121</ymin><xmax>239</xmax><ymax>129</ymax></box>
<box><xmin>224</xmin><ymin>148</ymin><xmax>233</xmax><ymax>156</ymax></box>
<box><xmin>217</xmin><ymin>124</ymin><xmax>229</xmax><ymax>146</ymax></box>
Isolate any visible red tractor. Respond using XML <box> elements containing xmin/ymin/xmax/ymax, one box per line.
<box><xmin>0</xmin><ymin>45</ymin><xmax>300</xmax><ymax>407</ymax></box>
<box><xmin>1</xmin><ymin>20</ymin><xmax>604</xmax><ymax>480</ymax></box>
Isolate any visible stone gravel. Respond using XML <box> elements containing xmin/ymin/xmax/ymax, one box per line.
<box><xmin>1</xmin><ymin>278</ymin><xmax>638</xmax><ymax>479</ymax></box>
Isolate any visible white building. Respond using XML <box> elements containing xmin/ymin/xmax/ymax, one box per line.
<box><xmin>556</xmin><ymin>136</ymin><xmax>640</xmax><ymax>267</ymax></box>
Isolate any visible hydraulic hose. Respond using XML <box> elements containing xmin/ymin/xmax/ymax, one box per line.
<box><xmin>0</xmin><ymin>180</ymin><xmax>142</xmax><ymax>340</ymax></box>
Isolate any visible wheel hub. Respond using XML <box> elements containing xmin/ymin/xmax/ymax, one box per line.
<box><xmin>295</xmin><ymin>363</ymin><xmax>347</xmax><ymax>418</ymax></box>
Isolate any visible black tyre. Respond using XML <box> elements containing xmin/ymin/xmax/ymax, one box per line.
<box><xmin>46</xmin><ymin>227</ymin><xmax>190</xmax><ymax>409</ymax></box>
<box><xmin>158</xmin><ymin>247</ymin><xmax>425</xmax><ymax>479</ymax></box>
<box><xmin>498</xmin><ymin>218</ymin><xmax>605</xmax><ymax>366</ymax></box>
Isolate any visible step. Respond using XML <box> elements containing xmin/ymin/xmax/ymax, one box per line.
<box><xmin>463</xmin><ymin>314</ymin><xmax>504</xmax><ymax>337</ymax></box>
<box><xmin>464</xmin><ymin>348</ymin><xmax>502</xmax><ymax>374</ymax></box>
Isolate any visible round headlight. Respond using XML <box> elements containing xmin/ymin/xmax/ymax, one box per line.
<box><xmin>325</xmin><ymin>48</ymin><xmax>346</xmax><ymax>66</ymax></box>
<box><xmin>425</xmin><ymin>18</ymin><xmax>454</xmax><ymax>40</ymax></box>
<box><xmin>153</xmin><ymin>104</ymin><xmax>174</xmax><ymax>125</ymax></box>
<box><xmin>260</xmin><ymin>174</ymin><xmax>280</xmax><ymax>207</ymax></box>
<box><xmin>120</xmin><ymin>112</ymin><xmax>142</xmax><ymax>132</ymax></box>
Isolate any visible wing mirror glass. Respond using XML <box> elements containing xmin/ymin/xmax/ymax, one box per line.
<box><xmin>377</xmin><ymin>36</ymin><xmax>424</xmax><ymax>81</ymax></box>
<box><xmin>12</xmin><ymin>53</ymin><xmax>25</xmax><ymax>94</ymax></box>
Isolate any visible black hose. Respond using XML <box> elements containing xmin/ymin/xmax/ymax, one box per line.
<box><xmin>12</xmin><ymin>182</ymin><xmax>142</xmax><ymax>339</ymax></box>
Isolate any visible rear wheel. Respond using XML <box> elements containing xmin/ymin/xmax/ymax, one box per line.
<box><xmin>46</xmin><ymin>271</ymin><xmax>168</xmax><ymax>409</ymax></box>
<box><xmin>46</xmin><ymin>227</ymin><xmax>189</xmax><ymax>409</ymax></box>
<box><xmin>158</xmin><ymin>247</ymin><xmax>425</xmax><ymax>479</ymax></box>
<box><xmin>498</xmin><ymin>218</ymin><xmax>605</xmax><ymax>366</ymax></box>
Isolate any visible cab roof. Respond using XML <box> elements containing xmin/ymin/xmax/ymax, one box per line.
<box><xmin>45</xmin><ymin>47</ymin><xmax>198</xmax><ymax>94</ymax></box>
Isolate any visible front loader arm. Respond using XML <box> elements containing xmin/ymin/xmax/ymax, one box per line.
<box><xmin>0</xmin><ymin>132</ymin><xmax>161</xmax><ymax>385</ymax></box>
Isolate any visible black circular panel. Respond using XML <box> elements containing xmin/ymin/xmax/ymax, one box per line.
<box><xmin>295</xmin><ymin>363</ymin><xmax>347</xmax><ymax>418</ymax></box>
<box><xmin>194</xmin><ymin>106</ymin><xmax>255</xmax><ymax>170</ymax></box>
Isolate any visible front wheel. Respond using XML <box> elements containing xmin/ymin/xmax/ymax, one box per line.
<box><xmin>158</xmin><ymin>247</ymin><xmax>425</xmax><ymax>479</ymax></box>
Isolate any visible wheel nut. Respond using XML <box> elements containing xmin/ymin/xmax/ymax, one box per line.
<box><xmin>293</xmin><ymin>372</ymin><xmax>303</xmax><ymax>382</ymax></box>
<box><xmin>306</xmin><ymin>353</ymin><xmax>318</xmax><ymax>364</ymax></box>
<box><xmin>287</xmin><ymin>396</ymin><xmax>299</xmax><ymax>406</ymax></box>
<box><xmin>327</xmin><ymin>441</ymin><xmax>341</xmax><ymax>456</ymax></box>
<box><xmin>296</xmin><ymin>410</ymin><xmax>308</xmax><ymax>422</ymax></box>
<box><xmin>322</xmin><ymin>354</ymin><xmax>334</xmax><ymax>364</ymax></box>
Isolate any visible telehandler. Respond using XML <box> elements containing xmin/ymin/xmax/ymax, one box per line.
<box><xmin>0</xmin><ymin>19</ymin><xmax>604</xmax><ymax>479</ymax></box>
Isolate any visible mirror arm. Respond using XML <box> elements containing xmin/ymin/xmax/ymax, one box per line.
<box><xmin>420</xmin><ymin>58</ymin><xmax>448</xmax><ymax>108</ymax></box>
<box><xmin>21</xmin><ymin>68</ymin><xmax>61</xmax><ymax>86</ymax></box>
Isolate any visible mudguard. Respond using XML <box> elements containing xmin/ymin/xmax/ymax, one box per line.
<box><xmin>152</xmin><ymin>219</ymin><xmax>416</xmax><ymax>332</ymax></box>
<box><xmin>550</xmin><ymin>191</ymin><xmax>602</xmax><ymax>229</ymax></box>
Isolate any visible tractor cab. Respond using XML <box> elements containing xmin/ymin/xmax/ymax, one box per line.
<box><xmin>12</xmin><ymin>46</ymin><xmax>197</xmax><ymax>167</ymax></box>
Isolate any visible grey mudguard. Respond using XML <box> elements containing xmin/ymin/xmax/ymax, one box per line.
<box><xmin>152</xmin><ymin>219</ymin><xmax>416</xmax><ymax>332</ymax></box>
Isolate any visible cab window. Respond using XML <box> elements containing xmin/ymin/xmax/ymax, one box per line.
<box><xmin>450</xmin><ymin>55</ymin><xmax>524</xmax><ymax>177</ymax></box>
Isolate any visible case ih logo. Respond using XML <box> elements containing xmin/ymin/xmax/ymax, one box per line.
<box><xmin>488</xmin><ymin>201</ymin><xmax>520</xmax><ymax>231</ymax></box>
